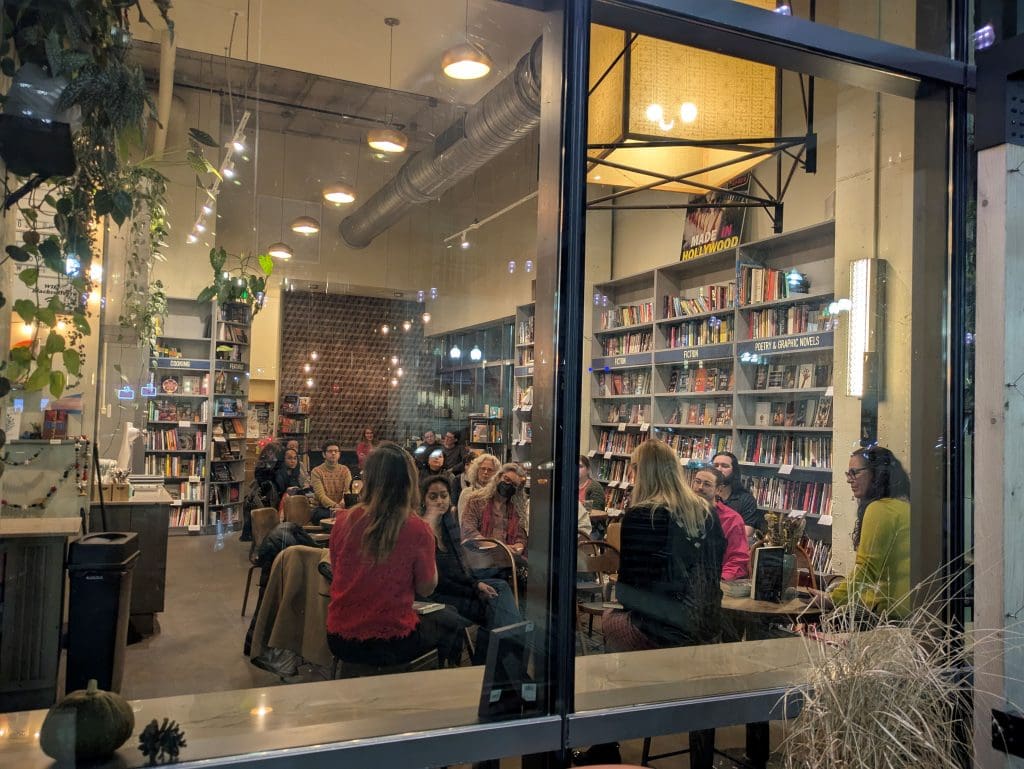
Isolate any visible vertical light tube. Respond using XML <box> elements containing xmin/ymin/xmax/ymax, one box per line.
<box><xmin>847</xmin><ymin>258</ymin><xmax>873</xmax><ymax>397</ymax></box>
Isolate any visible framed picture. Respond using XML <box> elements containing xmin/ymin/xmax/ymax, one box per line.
<box><xmin>478</xmin><ymin>621</ymin><xmax>536</xmax><ymax>721</ymax></box>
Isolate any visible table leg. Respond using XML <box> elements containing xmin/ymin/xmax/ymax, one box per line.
<box><xmin>745</xmin><ymin>721</ymin><xmax>770</xmax><ymax>769</ymax></box>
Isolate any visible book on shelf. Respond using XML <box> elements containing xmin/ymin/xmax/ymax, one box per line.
<box><xmin>741</xmin><ymin>433</ymin><xmax>832</xmax><ymax>469</ymax></box>
<box><xmin>279</xmin><ymin>415</ymin><xmax>310</xmax><ymax>434</ymax></box>
<box><xmin>815</xmin><ymin>364</ymin><xmax>833</xmax><ymax>388</ymax></box>
<box><xmin>663</xmin><ymin>281</ymin><xmax>736</xmax><ymax>319</ymax></box>
<box><xmin>664</xmin><ymin>317</ymin><xmax>733</xmax><ymax>349</ymax></box>
<box><xmin>600</xmin><ymin>330</ymin><xmax>653</xmax><ymax>355</ymax></box>
<box><xmin>813</xmin><ymin>396</ymin><xmax>834</xmax><ymax>427</ymax></box>
<box><xmin>517</xmin><ymin>316</ymin><xmax>535</xmax><ymax>345</ymax></box>
<box><xmin>797</xmin><ymin>363</ymin><xmax>815</xmax><ymax>389</ymax></box>
<box><xmin>217</xmin><ymin>324</ymin><xmax>249</xmax><ymax>343</ymax></box>
<box><xmin>746</xmin><ymin>302</ymin><xmax>828</xmax><ymax>339</ymax></box>
<box><xmin>755</xmin><ymin>402</ymin><xmax>770</xmax><ymax>426</ymax></box>
<box><xmin>281</xmin><ymin>394</ymin><xmax>301</xmax><ymax>414</ymax></box>
<box><xmin>599</xmin><ymin>301</ymin><xmax>654</xmax><ymax>330</ymax></box>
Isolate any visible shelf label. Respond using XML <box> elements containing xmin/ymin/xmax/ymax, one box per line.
<box><xmin>188</xmin><ymin>475</ymin><xmax>201</xmax><ymax>483</ymax></box>
<box><xmin>653</xmin><ymin>343</ymin><xmax>732</xmax><ymax>365</ymax></box>
<box><xmin>171</xmin><ymin>500</ymin><xmax>182</xmax><ymax>507</ymax></box>
<box><xmin>609</xmin><ymin>480</ymin><xmax>620</xmax><ymax>488</ymax></box>
<box><xmin>178</xmin><ymin>420</ymin><xmax>190</xmax><ymax>428</ymax></box>
<box><xmin>778</xmin><ymin>463</ymin><xmax>794</xmax><ymax>476</ymax></box>
<box><xmin>153</xmin><ymin>357</ymin><xmax>210</xmax><ymax>370</ymax></box>
<box><xmin>514</xmin><ymin>366</ymin><xmax>534</xmax><ymax>377</ymax></box>
<box><xmin>617</xmin><ymin>422</ymin><xmax>626</xmax><ymax>432</ymax></box>
<box><xmin>603</xmin><ymin>451</ymin><xmax>613</xmax><ymax>460</ymax></box>
<box><xmin>640</xmin><ymin>422</ymin><xmax>650</xmax><ymax>432</ymax></box>
<box><xmin>736</xmin><ymin>331</ymin><xmax>834</xmax><ymax>357</ymax></box>
<box><xmin>817</xmin><ymin>514</ymin><xmax>833</xmax><ymax>526</ymax></box>
<box><xmin>49</xmin><ymin>438</ymin><xmax>62</xmax><ymax>445</ymax></box>
<box><xmin>588</xmin><ymin>449</ymin><xmax>597</xmax><ymax>458</ymax></box>
<box><xmin>215</xmin><ymin>361</ymin><xmax>246</xmax><ymax>372</ymax></box>
<box><xmin>187</xmin><ymin>524</ymin><xmax>201</xmax><ymax>532</ymax></box>
<box><xmin>788</xmin><ymin>509</ymin><xmax>807</xmax><ymax>518</ymax></box>
<box><xmin>591</xmin><ymin>352</ymin><xmax>651</xmax><ymax>369</ymax></box>
<box><xmin>825</xmin><ymin>386</ymin><xmax>834</xmax><ymax>397</ymax></box>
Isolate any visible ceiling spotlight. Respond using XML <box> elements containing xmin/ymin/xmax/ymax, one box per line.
<box><xmin>367</xmin><ymin>127</ymin><xmax>408</xmax><ymax>154</ymax></box>
<box><xmin>525</xmin><ymin>260</ymin><xmax>533</xmax><ymax>273</ymax></box>
<box><xmin>774</xmin><ymin>3</ymin><xmax>792</xmax><ymax>14</ymax></box>
<box><xmin>310</xmin><ymin>351</ymin><xmax>319</xmax><ymax>361</ymax></box>
<box><xmin>442</xmin><ymin>42</ymin><xmax>493</xmax><ymax>80</ymax></box>
<box><xmin>422</xmin><ymin>311</ymin><xmax>431</xmax><ymax>324</ymax></box>
<box><xmin>222</xmin><ymin>162</ymin><xmax>236</xmax><ymax>179</ymax></box>
<box><xmin>450</xmin><ymin>345</ymin><xmax>462</xmax><ymax>360</ymax></box>
<box><xmin>195</xmin><ymin>222</ymin><xmax>207</xmax><ymax>233</ymax></box>
<box><xmin>460</xmin><ymin>232</ymin><xmax>470</xmax><ymax>249</ymax></box>
<box><xmin>187</xmin><ymin>234</ymin><xmax>198</xmax><ymax>244</ymax></box>
<box><xmin>402</xmin><ymin>319</ymin><xmax>412</xmax><ymax>332</ymax></box>
<box><xmin>267</xmin><ymin>242</ymin><xmax>293</xmax><ymax>260</ymax></box>
<box><xmin>507</xmin><ymin>260</ymin><xmax>516</xmax><ymax>274</ymax></box>
<box><xmin>680</xmin><ymin>102</ymin><xmax>698</xmax><ymax>123</ymax></box>
<box><xmin>470</xmin><ymin>345</ymin><xmax>482</xmax><ymax>361</ymax></box>
<box><xmin>323</xmin><ymin>182</ymin><xmax>356</xmax><ymax>205</ymax></box>
<box><xmin>231</xmin><ymin>138</ymin><xmax>246</xmax><ymax>152</ymax></box>
<box><xmin>290</xmin><ymin>216</ymin><xmax>320</xmax><ymax>235</ymax></box>
<box><xmin>201</xmin><ymin>204</ymin><xmax>213</xmax><ymax>216</ymax></box>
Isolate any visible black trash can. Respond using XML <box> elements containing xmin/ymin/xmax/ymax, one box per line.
<box><xmin>66</xmin><ymin>532</ymin><xmax>139</xmax><ymax>694</ymax></box>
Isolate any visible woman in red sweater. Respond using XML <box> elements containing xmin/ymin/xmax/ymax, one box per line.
<box><xmin>327</xmin><ymin>442</ymin><xmax>439</xmax><ymax>666</ymax></box>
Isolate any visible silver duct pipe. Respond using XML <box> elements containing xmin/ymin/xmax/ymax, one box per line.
<box><xmin>340</xmin><ymin>38</ymin><xmax>542</xmax><ymax>249</ymax></box>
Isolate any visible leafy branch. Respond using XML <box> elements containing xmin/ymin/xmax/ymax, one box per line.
<box><xmin>197</xmin><ymin>247</ymin><xmax>274</xmax><ymax>315</ymax></box>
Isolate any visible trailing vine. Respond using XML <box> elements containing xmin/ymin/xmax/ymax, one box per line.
<box><xmin>0</xmin><ymin>0</ymin><xmax>174</xmax><ymax>397</ymax></box>
<box><xmin>197</xmin><ymin>247</ymin><xmax>273</xmax><ymax>315</ymax></box>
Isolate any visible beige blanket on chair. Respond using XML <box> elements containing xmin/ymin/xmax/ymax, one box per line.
<box><xmin>250</xmin><ymin>545</ymin><xmax>333</xmax><ymax>669</ymax></box>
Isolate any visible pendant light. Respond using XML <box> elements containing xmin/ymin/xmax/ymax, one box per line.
<box><xmin>290</xmin><ymin>215</ymin><xmax>320</xmax><ymax>235</ymax></box>
<box><xmin>323</xmin><ymin>181</ymin><xmax>356</xmax><ymax>205</ymax></box>
<box><xmin>367</xmin><ymin>18</ymin><xmax>408</xmax><ymax>154</ymax></box>
<box><xmin>267</xmin><ymin>133</ymin><xmax>294</xmax><ymax>260</ymax></box>
<box><xmin>442</xmin><ymin>1</ymin><xmax>492</xmax><ymax>80</ymax></box>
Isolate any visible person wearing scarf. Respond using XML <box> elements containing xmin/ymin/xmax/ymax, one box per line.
<box><xmin>459</xmin><ymin>463</ymin><xmax>528</xmax><ymax>578</ymax></box>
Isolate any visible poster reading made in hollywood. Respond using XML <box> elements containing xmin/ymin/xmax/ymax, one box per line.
<box><xmin>679</xmin><ymin>174</ymin><xmax>751</xmax><ymax>262</ymax></box>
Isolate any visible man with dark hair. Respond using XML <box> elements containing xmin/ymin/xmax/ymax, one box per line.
<box><xmin>310</xmin><ymin>440</ymin><xmax>352</xmax><ymax>523</ymax></box>
<box><xmin>413</xmin><ymin>430</ymin><xmax>440</xmax><ymax>474</ymax></box>
<box><xmin>691</xmin><ymin>466</ymin><xmax>749</xmax><ymax>581</ymax></box>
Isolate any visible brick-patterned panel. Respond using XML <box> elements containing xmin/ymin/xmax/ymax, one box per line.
<box><xmin>280</xmin><ymin>292</ymin><xmax>436</xmax><ymax>450</ymax></box>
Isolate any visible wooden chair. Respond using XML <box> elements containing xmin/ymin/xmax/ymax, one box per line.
<box><xmin>242</xmin><ymin>507</ymin><xmax>281</xmax><ymax>616</ymax></box>
<box><xmin>282</xmin><ymin>494</ymin><xmax>313</xmax><ymax>527</ymax></box>
<box><xmin>604</xmin><ymin>520</ymin><xmax>622</xmax><ymax>552</ymax></box>
<box><xmin>462</xmin><ymin>537</ymin><xmax>520</xmax><ymax>609</ymax></box>
<box><xmin>576</xmin><ymin>539</ymin><xmax>620</xmax><ymax>638</ymax></box>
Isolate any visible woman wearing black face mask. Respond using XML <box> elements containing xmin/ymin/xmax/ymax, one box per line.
<box><xmin>460</xmin><ymin>463</ymin><xmax>529</xmax><ymax>577</ymax></box>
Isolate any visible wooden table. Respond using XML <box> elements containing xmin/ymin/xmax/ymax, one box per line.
<box><xmin>321</xmin><ymin>517</ymin><xmax>336</xmax><ymax>531</ymax></box>
<box><xmin>722</xmin><ymin>594</ymin><xmax>822</xmax><ymax>624</ymax></box>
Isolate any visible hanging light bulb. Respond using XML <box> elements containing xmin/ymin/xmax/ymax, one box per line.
<box><xmin>396</xmin><ymin>367</ymin><xmax>404</xmax><ymax>377</ymax></box>
<box><xmin>470</xmin><ymin>345</ymin><xmax>482</xmax><ymax>361</ymax></box>
<box><xmin>442</xmin><ymin>43</ymin><xmax>493</xmax><ymax>80</ymax></box>
<box><xmin>304</xmin><ymin>363</ymin><xmax>311</xmax><ymax>373</ymax></box>
<box><xmin>290</xmin><ymin>216</ymin><xmax>320</xmax><ymax>235</ymax></box>
<box><xmin>310</xmin><ymin>351</ymin><xmax>319</xmax><ymax>360</ymax></box>
<box><xmin>322</xmin><ymin>182</ymin><xmax>356</xmax><ymax>205</ymax></box>
<box><xmin>267</xmin><ymin>242</ymin><xmax>293</xmax><ymax>260</ymax></box>
<box><xmin>367</xmin><ymin>18</ymin><xmax>408</xmax><ymax>153</ymax></box>
<box><xmin>402</xmin><ymin>319</ymin><xmax>412</xmax><ymax>332</ymax></box>
<box><xmin>417</xmin><ymin>290</ymin><xmax>425</xmax><ymax>303</ymax></box>
<box><xmin>390</xmin><ymin>355</ymin><xmax>399</xmax><ymax>365</ymax></box>
<box><xmin>507</xmin><ymin>260</ymin><xmax>516</xmax><ymax>274</ymax></box>
<box><xmin>381</xmin><ymin>323</ymin><xmax>390</xmax><ymax>335</ymax></box>
<box><xmin>306</xmin><ymin>377</ymin><xmax>314</xmax><ymax>388</ymax></box>
<box><xmin>450</xmin><ymin>345</ymin><xmax>462</xmax><ymax>360</ymax></box>
<box><xmin>430</xmin><ymin>287</ymin><xmax>438</xmax><ymax>300</ymax></box>
<box><xmin>422</xmin><ymin>311</ymin><xmax>431</xmax><ymax>324</ymax></box>
<box><xmin>390</xmin><ymin>377</ymin><xmax>399</xmax><ymax>387</ymax></box>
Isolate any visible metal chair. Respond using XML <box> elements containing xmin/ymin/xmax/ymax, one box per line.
<box><xmin>241</xmin><ymin>507</ymin><xmax>281</xmax><ymax>616</ymax></box>
<box><xmin>576</xmin><ymin>539</ymin><xmax>620</xmax><ymax>638</ymax></box>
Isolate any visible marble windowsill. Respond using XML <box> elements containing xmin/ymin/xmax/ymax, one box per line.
<box><xmin>0</xmin><ymin>517</ymin><xmax>82</xmax><ymax>538</ymax></box>
<box><xmin>0</xmin><ymin>637</ymin><xmax>818</xmax><ymax>768</ymax></box>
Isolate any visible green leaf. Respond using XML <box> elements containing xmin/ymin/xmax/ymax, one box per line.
<box><xmin>6</xmin><ymin>360</ymin><xmax>26</xmax><ymax>383</ymax></box>
<box><xmin>112</xmin><ymin>190</ymin><xmax>133</xmax><ymax>226</ymax></box>
<box><xmin>186</xmin><ymin>150</ymin><xmax>210</xmax><ymax>177</ymax></box>
<box><xmin>188</xmin><ymin>128</ymin><xmax>219</xmax><ymax>148</ymax></box>
<box><xmin>49</xmin><ymin>370</ymin><xmax>67</xmax><ymax>399</ymax></box>
<box><xmin>6</xmin><ymin>245</ymin><xmax>32</xmax><ymax>262</ymax></box>
<box><xmin>94</xmin><ymin>189</ymin><xmax>114</xmax><ymax>216</ymax></box>
<box><xmin>258</xmin><ymin>252</ymin><xmax>274</xmax><ymax>276</ymax></box>
<box><xmin>73</xmin><ymin>313</ymin><xmax>91</xmax><ymax>335</ymax></box>
<box><xmin>38</xmin><ymin>238</ymin><xmax>63</xmax><ymax>273</ymax></box>
<box><xmin>36</xmin><ymin>308</ymin><xmax>57</xmax><ymax>328</ymax></box>
<box><xmin>44</xmin><ymin>332</ymin><xmax>65</xmax><ymax>355</ymax></box>
<box><xmin>13</xmin><ymin>299</ymin><xmax>36</xmax><ymax>324</ymax></box>
<box><xmin>25</xmin><ymin>363</ymin><xmax>51</xmax><ymax>393</ymax></box>
<box><xmin>19</xmin><ymin>268</ymin><xmax>39</xmax><ymax>287</ymax></box>
<box><xmin>10</xmin><ymin>347</ymin><xmax>32</xmax><ymax>365</ymax></box>
<box><xmin>209</xmin><ymin>247</ymin><xmax>227</xmax><ymax>273</ymax></box>
<box><xmin>63</xmin><ymin>349</ymin><xmax>82</xmax><ymax>377</ymax></box>
<box><xmin>197</xmin><ymin>285</ymin><xmax>217</xmax><ymax>304</ymax></box>
<box><xmin>47</xmin><ymin>295</ymin><xmax>64</xmax><ymax>313</ymax></box>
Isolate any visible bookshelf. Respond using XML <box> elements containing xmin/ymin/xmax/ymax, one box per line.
<box><xmin>468</xmin><ymin>411</ymin><xmax>505</xmax><ymax>455</ymax></box>
<box><xmin>146</xmin><ymin>298</ymin><xmax>252</xmax><ymax>535</ymax></box>
<box><xmin>512</xmin><ymin>303</ymin><xmax>534</xmax><ymax>461</ymax></box>
<box><xmin>586</xmin><ymin>221</ymin><xmax>837</xmax><ymax>549</ymax></box>
<box><xmin>278</xmin><ymin>393</ymin><xmax>312</xmax><ymax>454</ymax></box>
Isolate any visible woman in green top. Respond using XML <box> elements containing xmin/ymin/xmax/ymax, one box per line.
<box><xmin>813</xmin><ymin>445</ymin><xmax>911</xmax><ymax>621</ymax></box>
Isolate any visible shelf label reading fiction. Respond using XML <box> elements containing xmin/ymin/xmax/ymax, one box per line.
<box><xmin>736</xmin><ymin>331</ymin><xmax>834</xmax><ymax>357</ymax></box>
<box><xmin>592</xmin><ymin>352</ymin><xmax>651</xmax><ymax>369</ymax></box>
<box><xmin>653</xmin><ymin>343</ymin><xmax>732</xmax><ymax>365</ymax></box>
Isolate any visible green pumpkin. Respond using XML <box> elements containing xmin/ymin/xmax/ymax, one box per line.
<box><xmin>40</xmin><ymin>679</ymin><xmax>135</xmax><ymax>762</ymax></box>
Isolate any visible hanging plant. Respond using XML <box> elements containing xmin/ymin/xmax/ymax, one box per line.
<box><xmin>197</xmin><ymin>247</ymin><xmax>273</xmax><ymax>315</ymax></box>
<box><xmin>0</xmin><ymin>0</ymin><xmax>174</xmax><ymax>397</ymax></box>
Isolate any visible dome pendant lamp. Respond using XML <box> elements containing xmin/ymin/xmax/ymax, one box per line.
<box><xmin>442</xmin><ymin>1</ymin><xmax>492</xmax><ymax>80</ymax></box>
<box><xmin>290</xmin><ymin>215</ymin><xmax>320</xmax><ymax>235</ymax></box>
<box><xmin>267</xmin><ymin>242</ymin><xmax>293</xmax><ymax>260</ymax></box>
<box><xmin>267</xmin><ymin>133</ymin><xmax>294</xmax><ymax>260</ymax></box>
<box><xmin>367</xmin><ymin>18</ymin><xmax>408</xmax><ymax>154</ymax></box>
<box><xmin>322</xmin><ymin>181</ymin><xmax>356</xmax><ymax>205</ymax></box>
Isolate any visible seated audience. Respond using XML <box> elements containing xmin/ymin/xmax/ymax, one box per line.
<box><xmin>422</xmin><ymin>448</ymin><xmax>459</xmax><ymax>506</ymax></box>
<box><xmin>812</xmin><ymin>445</ymin><xmax>911</xmax><ymax>622</ymax></box>
<box><xmin>285</xmin><ymin>438</ymin><xmax>309</xmax><ymax>475</ymax></box>
<box><xmin>460</xmin><ymin>462</ymin><xmax>529</xmax><ymax>577</ymax></box>
<box><xmin>458</xmin><ymin>453</ymin><xmax>499</xmax><ymax>517</ymax></box>
<box><xmin>311</xmin><ymin>439</ymin><xmax>352</xmax><ymax>523</ymax></box>
<box><xmin>691</xmin><ymin>466</ymin><xmax>750</xmax><ymax>581</ymax></box>
<box><xmin>413</xmin><ymin>430</ymin><xmax>440</xmax><ymax>474</ymax></box>
<box><xmin>711</xmin><ymin>451</ymin><xmax>763</xmax><ymax>538</ymax></box>
<box><xmin>327</xmin><ymin>443</ymin><xmax>441</xmax><ymax>667</ymax></box>
<box><xmin>418</xmin><ymin>474</ymin><xmax>520</xmax><ymax>664</ymax></box>
<box><xmin>578</xmin><ymin>455</ymin><xmax>605</xmax><ymax>511</ymax></box>
<box><xmin>274</xmin><ymin>448</ymin><xmax>311</xmax><ymax>497</ymax></box>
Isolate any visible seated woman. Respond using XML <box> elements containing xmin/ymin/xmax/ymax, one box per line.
<box><xmin>459</xmin><ymin>463</ymin><xmax>529</xmax><ymax>579</ymax></box>
<box><xmin>326</xmin><ymin>442</ymin><xmax>440</xmax><ymax>667</ymax></box>
<box><xmin>274</xmin><ymin>448</ymin><xmax>311</xmax><ymax>498</ymax></box>
<box><xmin>812</xmin><ymin>445</ymin><xmax>911</xmax><ymax>622</ymax></box>
<box><xmin>418</xmin><ymin>474</ymin><xmax>520</xmax><ymax>664</ymax></box>
<box><xmin>458</xmin><ymin>452</ymin><xmax>499</xmax><ymax>517</ymax></box>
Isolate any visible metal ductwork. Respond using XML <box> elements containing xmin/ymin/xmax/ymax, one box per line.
<box><xmin>340</xmin><ymin>38</ymin><xmax>542</xmax><ymax>249</ymax></box>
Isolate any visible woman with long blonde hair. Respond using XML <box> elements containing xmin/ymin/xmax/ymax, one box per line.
<box><xmin>327</xmin><ymin>442</ymin><xmax>440</xmax><ymax>666</ymax></box>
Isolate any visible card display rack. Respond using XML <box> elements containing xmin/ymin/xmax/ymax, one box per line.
<box><xmin>512</xmin><ymin>303</ymin><xmax>534</xmax><ymax>461</ymax></box>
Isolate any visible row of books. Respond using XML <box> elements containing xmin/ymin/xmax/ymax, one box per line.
<box><xmin>746</xmin><ymin>303</ymin><xmax>828</xmax><ymax>339</ymax></box>
<box><xmin>278</xmin><ymin>416</ymin><xmax>310</xmax><ymax>434</ymax></box>
<box><xmin>144</xmin><ymin>455</ymin><xmax>206</xmax><ymax>477</ymax></box>
<box><xmin>212</xmin><ymin>437</ymin><xmax>238</xmax><ymax>460</ymax></box>
<box><xmin>666</xmin><ymin>400</ymin><xmax>732</xmax><ymax>427</ymax></box>
<box><xmin>752</xmin><ymin>396</ymin><xmax>833</xmax><ymax>428</ymax></box>
<box><xmin>741</xmin><ymin>433</ymin><xmax>832</xmax><ymax>468</ymax></box>
<box><xmin>169</xmin><ymin>507</ymin><xmax>206</xmax><ymax>528</ymax></box>
<box><xmin>664</xmin><ymin>317</ymin><xmax>733</xmax><ymax>349</ymax></box>
<box><xmin>517</xmin><ymin>316</ymin><xmax>535</xmax><ymax>345</ymax></box>
<box><xmin>471</xmin><ymin>421</ymin><xmax>503</xmax><ymax>444</ymax></box>
<box><xmin>752</xmin><ymin>362</ymin><xmax>832</xmax><ymax>390</ymax></box>
<box><xmin>214</xmin><ymin>417</ymin><xmax>247</xmax><ymax>438</ymax></box>
<box><xmin>594</xmin><ymin>457</ymin><xmax>635</xmax><ymax>485</ymax></box>
<box><xmin>653</xmin><ymin>430</ymin><xmax>732</xmax><ymax>462</ymax></box>
<box><xmin>595</xmin><ymin>370</ymin><xmax>651</xmax><ymax>396</ymax></box>
<box><xmin>600</xmin><ymin>331</ymin><xmax>653</xmax><ymax>356</ymax></box>
<box><xmin>217</xmin><ymin>324</ymin><xmax>248</xmax><ymax>343</ymax></box>
<box><xmin>599</xmin><ymin>301</ymin><xmax>654</xmax><ymax>330</ymax></box>
<box><xmin>515</xmin><ymin>385</ymin><xmax>534</xmax><ymax>407</ymax></box>
<box><xmin>149</xmin><ymin>400</ymin><xmax>210</xmax><ymax>423</ymax></box>
<box><xmin>737</xmin><ymin>264</ymin><xmax>792</xmax><ymax>305</ymax></box>
<box><xmin>602</xmin><ymin>402</ymin><xmax>651</xmax><ymax>424</ymax></box>
<box><xmin>747</xmin><ymin>477</ymin><xmax>833</xmax><ymax>517</ymax></box>
<box><xmin>215</xmin><ymin>398</ymin><xmax>245</xmax><ymax>417</ymax></box>
<box><xmin>517</xmin><ymin>348</ymin><xmax>535</xmax><ymax>366</ymax></box>
<box><xmin>147</xmin><ymin>428</ymin><xmax>206</xmax><ymax>451</ymax></box>
<box><xmin>214</xmin><ymin>371</ymin><xmax>246</xmax><ymax>396</ymax></box>
<box><xmin>663</xmin><ymin>282</ymin><xmax>735</xmax><ymax>319</ymax></box>
<box><xmin>209</xmin><ymin>484</ymin><xmax>241</xmax><ymax>506</ymax></box>
<box><xmin>666</xmin><ymin>365</ymin><xmax>732</xmax><ymax>394</ymax></box>
<box><xmin>803</xmin><ymin>538</ymin><xmax>833</xmax><ymax>575</ymax></box>
<box><xmin>603</xmin><ymin>486</ymin><xmax>632</xmax><ymax>513</ymax></box>
<box><xmin>281</xmin><ymin>394</ymin><xmax>312</xmax><ymax>414</ymax></box>
<box><xmin>596</xmin><ymin>429</ymin><xmax>645</xmax><ymax>455</ymax></box>
<box><xmin>174</xmin><ymin>479</ymin><xmax>205</xmax><ymax>502</ymax></box>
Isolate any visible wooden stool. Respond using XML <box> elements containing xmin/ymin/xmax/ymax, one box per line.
<box><xmin>331</xmin><ymin>648</ymin><xmax>439</xmax><ymax>679</ymax></box>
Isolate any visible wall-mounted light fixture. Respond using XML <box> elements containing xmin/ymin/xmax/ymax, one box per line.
<box><xmin>847</xmin><ymin>258</ymin><xmax>884</xmax><ymax>398</ymax></box>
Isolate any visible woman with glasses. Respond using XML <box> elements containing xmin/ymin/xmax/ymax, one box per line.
<box><xmin>812</xmin><ymin>445</ymin><xmax>911</xmax><ymax>621</ymax></box>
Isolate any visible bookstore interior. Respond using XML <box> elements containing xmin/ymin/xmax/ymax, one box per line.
<box><xmin>0</xmin><ymin>1</ymin><xmax>961</xmax><ymax>767</ymax></box>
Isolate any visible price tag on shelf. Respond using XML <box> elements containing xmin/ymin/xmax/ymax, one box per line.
<box><xmin>817</xmin><ymin>514</ymin><xmax>834</xmax><ymax>526</ymax></box>
<box><xmin>178</xmin><ymin>420</ymin><xmax>190</xmax><ymax>428</ymax></box>
<box><xmin>609</xmin><ymin>480</ymin><xmax>619</xmax><ymax>488</ymax></box>
<box><xmin>603</xmin><ymin>451</ymin><xmax>613</xmax><ymax>460</ymax></box>
<box><xmin>825</xmin><ymin>386</ymin><xmax>834</xmax><ymax>397</ymax></box>
<box><xmin>188</xmin><ymin>475</ymin><xmax>201</xmax><ymax>483</ymax></box>
<box><xmin>588</xmin><ymin>449</ymin><xmax>597</xmax><ymax>458</ymax></box>
<box><xmin>640</xmin><ymin>422</ymin><xmax>650</xmax><ymax>432</ymax></box>
<box><xmin>49</xmin><ymin>438</ymin><xmax>62</xmax><ymax>445</ymax></box>
<box><xmin>170</xmin><ymin>500</ymin><xmax>182</xmax><ymax>507</ymax></box>
<box><xmin>778</xmin><ymin>463</ymin><xmax>794</xmax><ymax>476</ymax></box>
<box><xmin>187</xmin><ymin>524</ymin><xmax>201</xmax><ymax>532</ymax></box>
<box><xmin>617</xmin><ymin>422</ymin><xmax>626</xmax><ymax>432</ymax></box>
<box><xmin>788</xmin><ymin>509</ymin><xmax>807</xmax><ymax>519</ymax></box>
